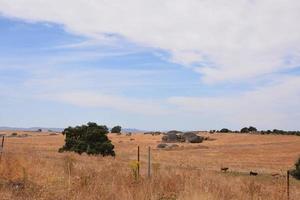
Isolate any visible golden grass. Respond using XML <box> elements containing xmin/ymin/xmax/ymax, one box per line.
<box><xmin>0</xmin><ymin>131</ymin><xmax>300</xmax><ymax>199</ymax></box>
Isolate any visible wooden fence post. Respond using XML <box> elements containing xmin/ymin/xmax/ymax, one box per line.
<box><xmin>148</xmin><ymin>146</ymin><xmax>151</xmax><ymax>178</ymax></box>
<box><xmin>137</xmin><ymin>146</ymin><xmax>140</xmax><ymax>178</ymax></box>
<box><xmin>287</xmin><ymin>170</ymin><xmax>290</xmax><ymax>200</ymax></box>
<box><xmin>1</xmin><ymin>136</ymin><xmax>4</xmax><ymax>147</ymax></box>
<box><xmin>0</xmin><ymin>136</ymin><xmax>4</xmax><ymax>162</ymax></box>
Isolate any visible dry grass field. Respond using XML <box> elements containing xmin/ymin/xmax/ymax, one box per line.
<box><xmin>0</xmin><ymin>131</ymin><xmax>300</xmax><ymax>200</ymax></box>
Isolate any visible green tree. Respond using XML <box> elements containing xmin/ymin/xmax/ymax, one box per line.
<box><xmin>111</xmin><ymin>125</ymin><xmax>122</xmax><ymax>133</ymax></box>
<box><xmin>240</xmin><ymin>127</ymin><xmax>249</xmax><ymax>133</ymax></box>
<box><xmin>248</xmin><ymin>126</ymin><xmax>257</xmax><ymax>132</ymax></box>
<box><xmin>59</xmin><ymin>122</ymin><xmax>115</xmax><ymax>156</ymax></box>
<box><xmin>220</xmin><ymin>128</ymin><xmax>231</xmax><ymax>133</ymax></box>
<box><xmin>291</xmin><ymin>157</ymin><xmax>300</xmax><ymax>180</ymax></box>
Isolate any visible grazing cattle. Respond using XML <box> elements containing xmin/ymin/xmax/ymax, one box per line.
<box><xmin>250</xmin><ymin>171</ymin><xmax>258</xmax><ymax>176</ymax></box>
<box><xmin>221</xmin><ymin>167</ymin><xmax>229</xmax><ymax>172</ymax></box>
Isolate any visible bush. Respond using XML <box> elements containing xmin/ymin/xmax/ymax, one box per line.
<box><xmin>111</xmin><ymin>126</ymin><xmax>122</xmax><ymax>133</ymax></box>
<box><xmin>273</xmin><ymin>129</ymin><xmax>284</xmax><ymax>134</ymax></box>
<box><xmin>240</xmin><ymin>127</ymin><xmax>249</xmax><ymax>133</ymax></box>
<box><xmin>11</xmin><ymin>132</ymin><xmax>18</xmax><ymax>136</ymax></box>
<box><xmin>59</xmin><ymin>122</ymin><xmax>115</xmax><ymax>156</ymax></box>
<box><xmin>248</xmin><ymin>126</ymin><xmax>257</xmax><ymax>132</ymax></box>
<box><xmin>290</xmin><ymin>157</ymin><xmax>300</xmax><ymax>180</ymax></box>
<box><xmin>220</xmin><ymin>128</ymin><xmax>231</xmax><ymax>133</ymax></box>
<box><xmin>241</xmin><ymin>126</ymin><xmax>257</xmax><ymax>133</ymax></box>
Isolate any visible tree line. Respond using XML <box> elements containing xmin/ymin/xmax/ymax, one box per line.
<box><xmin>210</xmin><ymin>126</ymin><xmax>300</xmax><ymax>136</ymax></box>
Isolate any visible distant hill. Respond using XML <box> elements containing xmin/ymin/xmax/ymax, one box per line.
<box><xmin>0</xmin><ymin>126</ymin><xmax>143</xmax><ymax>133</ymax></box>
<box><xmin>122</xmin><ymin>128</ymin><xmax>145</xmax><ymax>133</ymax></box>
<box><xmin>0</xmin><ymin>126</ymin><xmax>64</xmax><ymax>132</ymax></box>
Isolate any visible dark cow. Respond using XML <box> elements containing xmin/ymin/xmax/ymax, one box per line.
<box><xmin>250</xmin><ymin>171</ymin><xmax>258</xmax><ymax>176</ymax></box>
<box><xmin>221</xmin><ymin>167</ymin><xmax>229</xmax><ymax>172</ymax></box>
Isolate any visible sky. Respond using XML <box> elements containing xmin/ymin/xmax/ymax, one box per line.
<box><xmin>0</xmin><ymin>0</ymin><xmax>300</xmax><ymax>131</ymax></box>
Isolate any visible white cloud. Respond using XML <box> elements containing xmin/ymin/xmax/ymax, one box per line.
<box><xmin>2</xmin><ymin>52</ymin><xmax>300</xmax><ymax>129</ymax></box>
<box><xmin>1</xmin><ymin>0</ymin><xmax>300</xmax><ymax>130</ymax></box>
<box><xmin>1</xmin><ymin>0</ymin><xmax>300</xmax><ymax>83</ymax></box>
<box><xmin>168</xmin><ymin>75</ymin><xmax>300</xmax><ymax>129</ymax></box>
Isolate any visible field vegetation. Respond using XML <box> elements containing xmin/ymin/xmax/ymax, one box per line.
<box><xmin>0</xmin><ymin>130</ymin><xmax>300</xmax><ymax>200</ymax></box>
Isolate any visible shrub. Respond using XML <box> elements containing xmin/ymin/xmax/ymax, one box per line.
<box><xmin>220</xmin><ymin>128</ymin><xmax>231</xmax><ymax>133</ymax></box>
<box><xmin>290</xmin><ymin>157</ymin><xmax>300</xmax><ymax>180</ymax></box>
<box><xmin>241</xmin><ymin>126</ymin><xmax>257</xmax><ymax>133</ymax></box>
<box><xmin>248</xmin><ymin>126</ymin><xmax>257</xmax><ymax>132</ymax></box>
<box><xmin>11</xmin><ymin>132</ymin><xmax>18</xmax><ymax>136</ymax></box>
<box><xmin>259</xmin><ymin>129</ymin><xmax>300</xmax><ymax>136</ymax></box>
<box><xmin>129</xmin><ymin>160</ymin><xmax>139</xmax><ymax>180</ymax></box>
<box><xmin>59</xmin><ymin>122</ymin><xmax>115</xmax><ymax>156</ymax></box>
<box><xmin>111</xmin><ymin>126</ymin><xmax>122</xmax><ymax>133</ymax></box>
<box><xmin>240</xmin><ymin>127</ymin><xmax>249</xmax><ymax>133</ymax></box>
<box><xmin>273</xmin><ymin>129</ymin><xmax>284</xmax><ymax>134</ymax></box>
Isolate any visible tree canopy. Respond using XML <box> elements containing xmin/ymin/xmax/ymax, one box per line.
<box><xmin>219</xmin><ymin>128</ymin><xmax>231</xmax><ymax>133</ymax></box>
<box><xmin>240</xmin><ymin>127</ymin><xmax>249</xmax><ymax>133</ymax></box>
<box><xmin>241</xmin><ymin>126</ymin><xmax>257</xmax><ymax>133</ymax></box>
<box><xmin>111</xmin><ymin>125</ymin><xmax>122</xmax><ymax>133</ymax></box>
<box><xmin>291</xmin><ymin>157</ymin><xmax>300</xmax><ymax>180</ymax></box>
<box><xmin>59</xmin><ymin>122</ymin><xmax>115</xmax><ymax>156</ymax></box>
<box><xmin>248</xmin><ymin>126</ymin><xmax>257</xmax><ymax>132</ymax></box>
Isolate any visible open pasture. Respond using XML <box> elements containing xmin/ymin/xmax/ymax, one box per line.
<box><xmin>0</xmin><ymin>131</ymin><xmax>300</xmax><ymax>200</ymax></box>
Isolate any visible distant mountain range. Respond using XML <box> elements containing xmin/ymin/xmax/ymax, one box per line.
<box><xmin>0</xmin><ymin>126</ymin><xmax>143</xmax><ymax>133</ymax></box>
<box><xmin>0</xmin><ymin>126</ymin><xmax>64</xmax><ymax>132</ymax></box>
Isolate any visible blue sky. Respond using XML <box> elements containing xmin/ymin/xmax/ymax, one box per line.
<box><xmin>0</xmin><ymin>1</ymin><xmax>300</xmax><ymax>131</ymax></box>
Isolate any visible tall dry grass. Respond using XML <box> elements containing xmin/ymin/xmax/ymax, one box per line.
<box><xmin>0</xmin><ymin>150</ymin><xmax>299</xmax><ymax>200</ymax></box>
<box><xmin>1</xmin><ymin>132</ymin><xmax>300</xmax><ymax>199</ymax></box>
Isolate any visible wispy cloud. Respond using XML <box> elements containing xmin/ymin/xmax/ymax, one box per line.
<box><xmin>0</xmin><ymin>2</ymin><xmax>300</xmax><ymax>130</ymax></box>
<box><xmin>1</xmin><ymin>0</ymin><xmax>300</xmax><ymax>83</ymax></box>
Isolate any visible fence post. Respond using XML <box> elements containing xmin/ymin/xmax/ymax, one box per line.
<box><xmin>137</xmin><ymin>146</ymin><xmax>140</xmax><ymax>178</ymax></box>
<box><xmin>287</xmin><ymin>170</ymin><xmax>290</xmax><ymax>200</ymax></box>
<box><xmin>0</xmin><ymin>136</ymin><xmax>4</xmax><ymax>162</ymax></box>
<box><xmin>1</xmin><ymin>136</ymin><xmax>4</xmax><ymax>147</ymax></box>
<box><xmin>148</xmin><ymin>146</ymin><xmax>151</xmax><ymax>178</ymax></box>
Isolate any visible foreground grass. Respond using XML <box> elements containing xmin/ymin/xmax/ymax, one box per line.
<box><xmin>0</xmin><ymin>132</ymin><xmax>300</xmax><ymax>199</ymax></box>
<box><xmin>0</xmin><ymin>151</ymin><xmax>299</xmax><ymax>200</ymax></box>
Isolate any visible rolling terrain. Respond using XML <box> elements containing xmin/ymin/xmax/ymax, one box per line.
<box><xmin>0</xmin><ymin>131</ymin><xmax>300</xmax><ymax>199</ymax></box>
